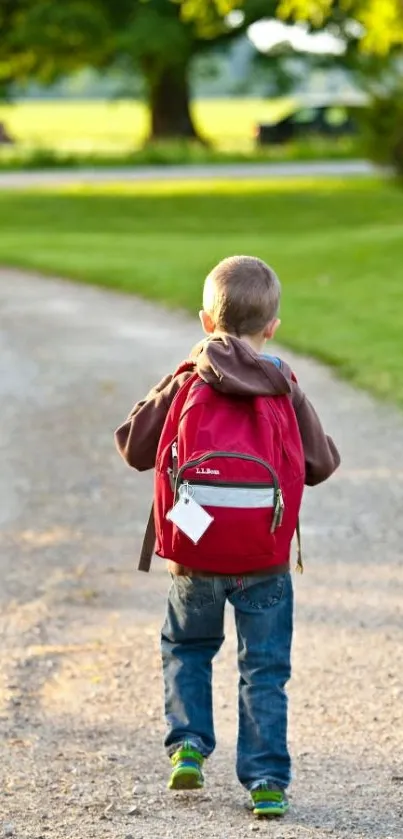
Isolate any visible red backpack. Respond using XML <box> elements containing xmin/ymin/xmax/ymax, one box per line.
<box><xmin>152</xmin><ymin>363</ymin><xmax>305</xmax><ymax>575</ymax></box>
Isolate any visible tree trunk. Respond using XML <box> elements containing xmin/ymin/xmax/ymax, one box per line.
<box><xmin>146</xmin><ymin>61</ymin><xmax>204</xmax><ymax>143</ymax></box>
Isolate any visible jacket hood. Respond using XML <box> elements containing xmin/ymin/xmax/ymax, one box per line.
<box><xmin>190</xmin><ymin>335</ymin><xmax>292</xmax><ymax>397</ymax></box>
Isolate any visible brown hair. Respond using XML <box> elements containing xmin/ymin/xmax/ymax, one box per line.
<box><xmin>203</xmin><ymin>255</ymin><xmax>280</xmax><ymax>336</ymax></box>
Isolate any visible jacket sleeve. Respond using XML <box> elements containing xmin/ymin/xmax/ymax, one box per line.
<box><xmin>291</xmin><ymin>384</ymin><xmax>340</xmax><ymax>486</ymax></box>
<box><xmin>115</xmin><ymin>373</ymin><xmax>189</xmax><ymax>471</ymax></box>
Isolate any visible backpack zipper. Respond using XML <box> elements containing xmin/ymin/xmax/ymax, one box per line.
<box><xmin>176</xmin><ymin>451</ymin><xmax>279</xmax><ymax>489</ymax></box>
<box><xmin>167</xmin><ymin>442</ymin><xmax>179</xmax><ymax>491</ymax></box>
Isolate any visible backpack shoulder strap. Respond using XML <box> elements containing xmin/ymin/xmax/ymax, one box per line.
<box><xmin>168</xmin><ymin>370</ymin><xmax>200</xmax><ymax>418</ymax></box>
<box><xmin>138</xmin><ymin>504</ymin><xmax>156</xmax><ymax>572</ymax></box>
<box><xmin>296</xmin><ymin>518</ymin><xmax>303</xmax><ymax>574</ymax></box>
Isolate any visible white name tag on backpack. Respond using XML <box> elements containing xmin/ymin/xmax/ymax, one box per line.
<box><xmin>167</xmin><ymin>489</ymin><xmax>213</xmax><ymax>545</ymax></box>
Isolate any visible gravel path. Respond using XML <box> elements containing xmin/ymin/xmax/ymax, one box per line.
<box><xmin>0</xmin><ymin>269</ymin><xmax>402</xmax><ymax>839</ymax></box>
<box><xmin>0</xmin><ymin>160</ymin><xmax>375</xmax><ymax>190</ymax></box>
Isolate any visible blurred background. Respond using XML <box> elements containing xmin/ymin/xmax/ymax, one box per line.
<box><xmin>0</xmin><ymin>0</ymin><xmax>402</xmax><ymax>169</ymax></box>
<box><xmin>0</xmin><ymin>0</ymin><xmax>402</xmax><ymax>405</ymax></box>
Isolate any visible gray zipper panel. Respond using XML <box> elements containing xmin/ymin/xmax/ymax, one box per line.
<box><xmin>182</xmin><ymin>483</ymin><xmax>275</xmax><ymax>509</ymax></box>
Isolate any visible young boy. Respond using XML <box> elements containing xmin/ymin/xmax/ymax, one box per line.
<box><xmin>115</xmin><ymin>255</ymin><xmax>340</xmax><ymax>817</ymax></box>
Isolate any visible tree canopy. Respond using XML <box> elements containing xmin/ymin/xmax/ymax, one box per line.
<box><xmin>1</xmin><ymin>0</ymin><xmax>402</xmax><ymax>139</ymax></box>
<box><xmin>277</xmin><ymin>0</ymin><xmax>403</xmax><ymax>55</ymax></box>
<box><xmin>180</xmin><ymin>0</ymin><xmax>403</xmax><ymax>53</ymax></box>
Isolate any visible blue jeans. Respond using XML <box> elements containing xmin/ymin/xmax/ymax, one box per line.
<box><xmin>161</xmin><ymin>572</ymin><xmax>293</xmax><ymax>790</ymax></box>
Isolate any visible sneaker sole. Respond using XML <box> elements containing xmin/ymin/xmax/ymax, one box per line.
<box><xmin>253</xmin><ymin>805</ymin><xmax>289</xmax><ymax>818</ymax></box>
<box><xmin>168</xmin><ymin>768</ymin><xmax>204</xmax><ymax>791</ymax></box>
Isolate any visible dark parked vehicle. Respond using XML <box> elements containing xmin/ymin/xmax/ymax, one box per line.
<box><xmin>256</xmin><ymin>96</ymin><xmax>367</xmax><ymax>146</ymax></box>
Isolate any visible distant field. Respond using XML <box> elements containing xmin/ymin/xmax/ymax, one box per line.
<box><xmin>0</xmin><ymin>99</ymin><xmax>292</xmax><ymax>151</ymax></box>
<box><xmin>0</xmin><ymin>177</ymin><xmax>402</xmax><ymax>405</ymax></box>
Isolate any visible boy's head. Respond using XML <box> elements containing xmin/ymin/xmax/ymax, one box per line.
<box><xmin>201</xmin><ymin>255</ymin><xmax>281</xmax><ymax>348</ymax></box>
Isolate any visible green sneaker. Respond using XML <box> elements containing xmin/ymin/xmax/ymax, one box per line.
<box><xmin>168</xmin><ymin>741</ymin><xmax>204</xmax><ymax>790</ymax></box>
<box><xmin>251</xmin><ymin>783</ymin><xmax>289</xmax><ymax>818</ymax></box>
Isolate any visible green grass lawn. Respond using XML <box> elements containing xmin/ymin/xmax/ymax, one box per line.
<box><xmin>0</xmin><ymin>177</ymin><xmax>402</xmax><ymax>405</ymax></box>
<box><xmin>0</xmin><ymin>98</ymin><xmax>292</xmax><ymax>151</ymax></box>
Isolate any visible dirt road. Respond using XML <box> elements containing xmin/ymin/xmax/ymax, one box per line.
<box><xmin>0</xmin><ymin>269</ymin><xmax>402</xmax><ymax>839</ymax></box>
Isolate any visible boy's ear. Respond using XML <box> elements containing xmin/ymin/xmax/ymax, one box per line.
<box><xmin>199</xmin><ymin>310</ymin><xmax>215</xmax><ymax>335</ymax></box>
<box><xmin>264</xmin><ymin>318</ymin><xmax>281</xmax><ymax>340</ymax></box>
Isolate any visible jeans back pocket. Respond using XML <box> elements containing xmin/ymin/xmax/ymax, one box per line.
<box><xmin>171</xmin><ymin>575</ymin><xmax>216</xmax><ymax>610</ymax></box>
